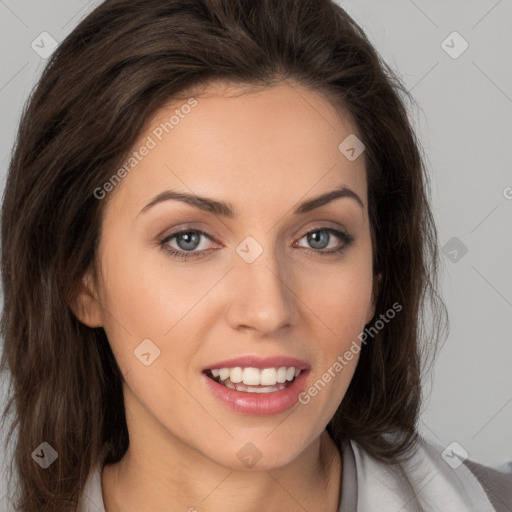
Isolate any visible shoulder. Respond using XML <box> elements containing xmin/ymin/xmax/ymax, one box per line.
<box><xmin>463</xmin><ymin>457</ymin><xmax>512</xmax><ymax>512</ymax></box>
<box><xmin>348</xmin><ymin>435</ymin><xmax>512</xmax><ymax>511</ymax></box>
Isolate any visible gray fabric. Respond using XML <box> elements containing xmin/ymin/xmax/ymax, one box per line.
<box><xmin>464</xmin><ymin>459</ymin><xmax>512</xmax><ymax>512</ymax></box>
<box><xmin>339</xmin><ymin>438</ymin><xmax>358</xmax><ymax>511</ymax></box>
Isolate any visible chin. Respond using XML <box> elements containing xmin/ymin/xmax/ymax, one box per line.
<box><xmin>198</xmin><ymin>434</ymin><xmax>312</xmax><ymax>472</ymax></box>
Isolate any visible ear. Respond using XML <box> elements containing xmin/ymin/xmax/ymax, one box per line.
<box><xmin>365</xmin><ymin>272</ymin><xmax>382</xmax><ymax>324</ymax></box>
<box><xmin>69</xmin><ymin>269</ymin><xmax>104</xmax><ymax>327</ymax></box>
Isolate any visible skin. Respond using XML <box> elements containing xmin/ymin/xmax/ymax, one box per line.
<box><xmin>74</xmin><ymin>79</ymin><xmax>377</xmax><ymax>512</ymax></box>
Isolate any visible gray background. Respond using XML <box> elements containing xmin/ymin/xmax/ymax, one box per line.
<box><xmin>0</xmin><ymin>0</ymin><xmax>511</xmax><ymax>507</ymax></box>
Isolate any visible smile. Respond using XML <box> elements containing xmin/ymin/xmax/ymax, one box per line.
<box><xmin>202</xmin><ymin>366</ymin><xmax>310</xmax><ymax>416</ymax></box>
<box><xmin>206</xmin><ymin>366</ymin><xmax>302</xmax><ymax>393</ymax></box>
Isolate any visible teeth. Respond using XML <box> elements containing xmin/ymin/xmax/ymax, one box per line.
<box><xmin>209</xmin><ymin>366</ymin><xmax>303</xmax><ymax>386</ymax></box>
<box><xmin>276</xmin><ymin>367</ymin><xmax>287</xmax><ymax>383</ymax></box>
<box><xmin>235</xmin><ymin>383</ymin><xmax>287</xmax><ymax>393</ymax></box>
<box><xmin>219</xmin><ymin>368</ymin><xmax>230</xmax><ymax>381</ymax></box>
<box><xmin>261</xmin><ymin>368</ymin><xmax>277</xmax><ymax>386</ymax></box>
<box><xmin>242</xmin><ymin>367</ymin><xmax>260</xmax><ymax>385</ymax></box>
<box><xmin>230</xmin><ymin>367</ymin><xmax>243</xmax><ymax>384</ymax></box>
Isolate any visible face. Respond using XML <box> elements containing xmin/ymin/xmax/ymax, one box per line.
<box><xmin>80</xmin><ymin>80</ymin><xmax>376</xmax><ymax>471</ymax></box>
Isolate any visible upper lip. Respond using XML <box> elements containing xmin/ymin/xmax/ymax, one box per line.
<box><xmin>203</xmin><ymin>356</ymin><xmax>310</xmax><ymax>371</ymax></box>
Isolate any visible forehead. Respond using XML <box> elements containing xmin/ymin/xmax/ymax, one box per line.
<box><xmin>104</xmin><ymin>80</ymin><xmax>368</xmax><ymax>221</ymax></box>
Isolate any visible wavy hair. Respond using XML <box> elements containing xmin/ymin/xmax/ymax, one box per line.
<box><xmin>0</xmin><ymin>0</ymin><xmax>448</xmax><ymax>510</ymax></box>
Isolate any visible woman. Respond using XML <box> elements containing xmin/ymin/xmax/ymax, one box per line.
<box><xmin>1</xmin><ymin>0</ymin><xmax>510</xmax><ymax>511</ymax></box>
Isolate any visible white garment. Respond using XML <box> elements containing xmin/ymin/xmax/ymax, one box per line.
<box><xmin>78</xmin><ymin>435</ymin><xmax>511</xmax><ymax>511</ymax></box>
<box><xmin>348</xmin><ymin>437</ymin><xmax>510</xmax><ymax>511</ymax></box>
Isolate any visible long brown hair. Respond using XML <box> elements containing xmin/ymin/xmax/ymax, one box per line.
<box><xmin>0</xmin><ymin>0</ymin><xmax>448</xmax><ymax>510</ymax></box>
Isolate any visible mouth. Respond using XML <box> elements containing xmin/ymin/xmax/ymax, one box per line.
<box><xmin>203</xmin><ymin>366</ymin><xmax>303</xmax><ymax>394</ymax></box>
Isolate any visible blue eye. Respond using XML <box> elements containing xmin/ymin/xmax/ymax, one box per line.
<box><xmin>159</xmin><ymin>227</ymin><xmax>354</xmax><ymax>261</ymax></box>
<box><xmin>159</xmin><ymin>229</ymin><xmax>216</xmax><ymax>261</ymax></box>
<box><xmin>295</xmin><ymin>227</ymin><xmax>354</xmax><ymax>256</ymax></box>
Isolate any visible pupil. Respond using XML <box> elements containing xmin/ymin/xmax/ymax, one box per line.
<box><xmin>308</xmin><ymin>230</ymin><xmax>328</xmax><ymax>249</ymax></box>
<box><xmin>178</xmin><ymin>231</ymin><xmax>199</xmax><ymax>250</ymax></box>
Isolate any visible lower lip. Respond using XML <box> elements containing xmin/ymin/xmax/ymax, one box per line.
<box><xmin>202</xmin><ymin>370</ymin><xmax>309</xmax><ymax>416</ymax></box>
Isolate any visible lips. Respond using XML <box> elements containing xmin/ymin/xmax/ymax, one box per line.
<box><xmin>201</xmin><ymin>355</ymin><xmax>311</xmax><ymax>415</ymax></box>
<box><xmin>202</xmin><ymin>368</ymin><xmax>309</xmax><ymax>415</ymax></box>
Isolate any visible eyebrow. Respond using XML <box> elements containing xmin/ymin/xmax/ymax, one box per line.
<box><xmin>138</xmin><ymin>185</ymin><xmax>364</xmax><ymax>218</ymax></box>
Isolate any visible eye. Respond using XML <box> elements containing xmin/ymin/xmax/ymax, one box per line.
<box><xmin>159</xmin><ymin>226</ymin><xmax>354</xmax><ymax>261</ymax></box>
<box><xmin>159</xmin><ymin>229</ymin><xmax>218</xmax><ymax>261</ymax></box>
<box><xmin>294</xmin><ymin>227</ymin><xmax>354</xmax><ymax>256</ymax></box>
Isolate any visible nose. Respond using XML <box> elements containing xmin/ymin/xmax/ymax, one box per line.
<box><xmin>225</xmin><ymin>244</ymin><xmax>298</xmax><ymax>336</ymax></box>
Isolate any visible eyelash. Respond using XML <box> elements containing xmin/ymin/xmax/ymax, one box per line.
<box><xmin>159</xmin><ymin>227</ymin><xmax>354</xmax><ymax>261</ymax></box>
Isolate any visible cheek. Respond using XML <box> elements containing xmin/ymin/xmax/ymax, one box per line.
<box><xmin>298</xmin><ymin>269</ymin><xmax>367</xmax><ymax>418</ymax></box>
<box><xmin>97</xmin><ymin>243</ymin><xmax>226</xmax><ymax>375</ymax></box>
<box><xmin>299</xmin><ymin>254</ymin><xmax>373</xmax><ymax>340</ymax></box>
<box><xmin>100</xmin><ymin>242</ymin><xmax>213</xmax><ymax>333</ymax></box>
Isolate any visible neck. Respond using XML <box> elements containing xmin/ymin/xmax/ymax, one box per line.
<box><xmin>102</xmin><ymin>429</ymin><xmax>342</xmax><ymax>512</ymax></box>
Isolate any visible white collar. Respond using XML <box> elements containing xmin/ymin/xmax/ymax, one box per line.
<box><xmin>346</xmin><ymin>436</ymin><xmax>496</xmax><ymax>511</ymax></box>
